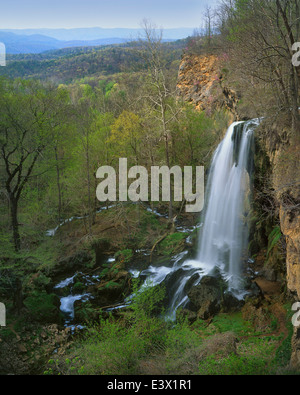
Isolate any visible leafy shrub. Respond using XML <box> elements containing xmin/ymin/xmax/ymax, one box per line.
<box><xmin>23</xmin><ymin>290</ymin><xmax>60</xmax><ymax>323</ymax></box>
<box><xmin>158</xmin><ymin>232</ymin><xmax>188</xmax><ymax>255</ymax></box>
<box><xmin>267</xmin><ymin>226</ymin><xmax>282</xmax><ymax>258</ymax></box>
<box><xmin>115</xmin><ymin>249</ymin><xmax>133</xmax><ymax>264</ymax></box>
<box><xmin>198</xmin><ymin>352</ymin><xmax>270</xmax><ymax>375</ymax></box>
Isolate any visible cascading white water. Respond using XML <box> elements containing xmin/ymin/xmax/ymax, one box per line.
<box><xmin>196</xmin><ymin>119</ymin><xmax>258</xmax><ymax>295</ymax></box>
<box><xmin>135</xmin><ymin>119</ymin><xmax>259</xmax><ymax>319</ymax></box>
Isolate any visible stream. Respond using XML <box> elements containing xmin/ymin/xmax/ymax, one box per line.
<box><xmin>52</xmin><ymin>222</ymin><xmax>196</xmax><ymax>328</ymax></box>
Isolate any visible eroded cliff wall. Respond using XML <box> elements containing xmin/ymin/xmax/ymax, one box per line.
<box><xmin>259</xmin><ymin>123</ymin><xmax>300</xmax><ymax>370</ymax></box>
<box><xmin>176</xmin><ymin>54</ymin><xmax>240</xmax><ymax>121</ymax></box>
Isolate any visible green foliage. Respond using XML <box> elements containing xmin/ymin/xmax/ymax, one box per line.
<box><xmin>23</xmin><ymin>290</ymin><xmax>60</xmax><ymax>323</ymax></box>
<box><xmin>74</xmin><ymin>317</ymin><xmax>148</xmax><ymax>375</ymax></box>
<box><xmin>158</xmin><ymin>232</ymin><xmax>188</xmax><ymax>256</ymax></box>
<box><xmin>115</xmin><ymin>249</ymin><xmax>134</xmax><ymax>264</ymax></box>
<box><xmin>139</xmin><ymin>210</ymin><xmax>162</xmax><ymax>232</ymax></box>
<box><xmin>0</xmin><ymin>231</ymin><xmax>17</xmax><ymax>258</ymax></box>
<box><xmin>0</xmin><ymin>42</ymin><xmax>184</xmax><ymax>84</ymax></box>
<box><xmin>74</xmin><ymin>301</ymin><xmax>96</xmax><ymax>325</ymax></box>
<box><xmin>129</xmin><ymin>279</ymin><xmax>166</xmax><ymax>320</ymax></box>
<box><xmin>274</xmin><ymin>303</ymin><xmax>294</xmax><ymax>368</ymax></box>
<box><xmin>31</xmin><ymin>273</ymin><xmax>51</xmax><ymax>290</ymax></box>
<box><xmin>72</xmin><ymin>281</ymin><xmax>85</xmax><ymax>293</ymax></box>
<box><xmin>48</xmin><ymin>298</ymin><xmax>289</xmax><ymax>375</ymax></box>
<box><xmin>198</xmin><ymin>351</ymin><xmax>270</xmax><ymax>375</ymax></box>
<box><xmin>50</xmin><ymin>280</ymin><xmax>168</xmax><ymax>375</ymax></box>
<box><xmin>164</xmin><ymin>319</ymin><xmax>201</xmax><ymax>360</ymax></box>
<box><xmin>211</xmin><ymin>312</ymin><xmax>255</xmax><ymax>336</ymax></box>
<box><xmin>267</xmin><ymin>226</ymin><xmax>282</xmax><ymax>258</ymax></box>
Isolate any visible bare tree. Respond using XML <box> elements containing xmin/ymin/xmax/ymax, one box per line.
<box><xmin>204</xmin><ymin>5</ymin><xmax>214</xmax><ymax>48</ymax></box>
<box><xmin>138</xmin><ymin>19</ymin><xmax>181</xmax><ymax>220</ymax></box>
<box><xmin>217</xmin><ymin>0</ymin><xmax>300</xmax><ymax>130</ymax></box>
<box><xmin>0</xmin><ymin>79</ymin><xmax>55</xmax><ymax>251</ymax></box>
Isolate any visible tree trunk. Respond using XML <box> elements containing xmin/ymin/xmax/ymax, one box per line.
<box><xmin>13</xmin><ymin>278</ymin><xmax>23</xmax><ymax>315</ymax></box>
<box><xmin>290</xmin><ymin>64</ymin><xmax>300</xmax><ymax>133</ymax></box>
<box><xmin>164</xmin><ymin>133</ymin><xmax>173</xmax><ymax>221</ymax></box>
<box><xmin>10</xmin><ymin>196</ymin><xmax>21</xmax><ymax>252</ymax></box>
<box><xmin>54</xmin><ymin>146</ymin><xmax>62</xmax><ymax>226</ymax></box>
<box><xmin>85</xmin><ymin>132</ymin><xmax>92</xmax><ymax>234</ymax></box>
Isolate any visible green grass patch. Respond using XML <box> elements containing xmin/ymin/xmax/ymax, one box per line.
<box><xmin>198</xmin><ymin>351</ymin><xmax>272</xmax><ymax>375</ymax></box>
<box><xmin>211</xmin><ymin>312</ymin><xmax>255</xmax><ymax>336</ymax></box>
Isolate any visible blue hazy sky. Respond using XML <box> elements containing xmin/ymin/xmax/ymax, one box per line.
<box><xmin>0</xmin><ymin>0</ymin><xmax>219</xmax><ymax>29</ymax></box>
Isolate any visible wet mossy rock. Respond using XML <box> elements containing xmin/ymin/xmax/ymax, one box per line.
<box><xmin>94</xmin><ymin>273</ymin><xmax>131</xmax><ymax>308</ymax></box>
<box><xmin>94</xmin><ymin>259</ymin><xmax>132</xmax><ymax>308</ymax></box>
<box><xmin>187</xmin><ymin>275</ymin><xmax>248</xmax><ymax>320</ymax></box>
<box><xmin>187</xmin><ymin>276</ymin><xmax>223</xmax><ymax>319</ymax></box>
<box><xmin>258</xmin><ymin>120</ymin><xmax>300</xmax><ymax>300</ymax></box>
<box><xmin>49</xmin><ymin>250</ymin><xmax>93</xmax><ymax>279</ymax></box>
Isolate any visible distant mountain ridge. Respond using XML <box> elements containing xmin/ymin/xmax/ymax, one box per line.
<box><xmin>2</xmin><ymin>27</ymin><xmax>195</xmax><ymax>40</ymax></box>
<box><xmin>0</xmin><ymin>27</ymin><xmax>195</xmax><ymax>54</ymax></box>
<box><xmin>0</xmin><ymin>31</ymin><xmax>134</xmax><ymax>54</ymax></box>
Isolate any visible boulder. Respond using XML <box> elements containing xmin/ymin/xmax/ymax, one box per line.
<box><xmin>49</xmin><ymin>250</ymin><xmax>92</xmax><ymax>280</ymax></box>
<box><xmin>187</xmin><ymin>276</ymin><xmax>222</xmax><ymax>319</ymax></box>
<box><xmin>222</xmin><ymin>291</ymin><xmax>245</xmax><ymax>312</ymax></box>
<box><xmin>176</xmin><ymin>308</ymin><xmax>197</xmax><ymax>324</ymax></box>
<box><xmin>94</xmin><ymin>270</ymin><xmax>131</xmax><ymax>308</ymax></box>
<box><xmin>183</xmin><ymin>273</ymin><xmax>201</xmax><ymax>294</ymax></box>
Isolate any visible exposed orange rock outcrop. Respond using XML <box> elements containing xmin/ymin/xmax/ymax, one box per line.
<box><xmin>176</xmin><ymin>54</ymin><xmax>239</xmax><ymax>120</ymax></box>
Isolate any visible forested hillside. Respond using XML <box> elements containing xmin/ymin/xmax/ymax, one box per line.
<box><xmin>0</xmin><ymin>40</ymin><xmax>186</xmax><ymax>83</ymax></box>
<box><xmin>0</xmin><ymin>1</ymin><xmax>299</xmax><ymax>376</ymax></box>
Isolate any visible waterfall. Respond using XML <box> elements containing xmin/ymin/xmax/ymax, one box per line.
<box><xmin>133</xmin><ymin>119</ymin><xmax>258</xmax><ymax>319</ymax></box>
<box><xmin>196</xmin><ymin>119</ymin><xmax>258</xmax><ymax>295</ymax></box>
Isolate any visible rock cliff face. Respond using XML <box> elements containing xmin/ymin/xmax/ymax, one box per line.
<box><xmin>259</xmin><ymin>123</ymin><xmax>300</xmax><ymax>371</ymax></box>
<box><xmin>177</xmin><ymin>53</ymin><xmax>300</xmax><ymax>370</ymax></box>
<box><xmin>177</xmin><ymin>54</ymin><xmax>240</xmax><ymax>120</ymax></box>
<box><xmin>255</xmin><ymin>122</ymin><xmax>300</xmax><ymax>300</ymax></box>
